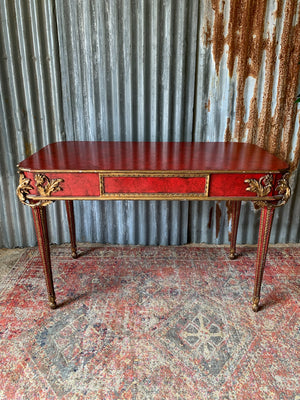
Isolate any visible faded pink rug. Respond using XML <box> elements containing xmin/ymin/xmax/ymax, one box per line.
<box><xmin>0</xmin><ymin>244</ymin><xmax>299</xmax><ymax>399</ymax></box>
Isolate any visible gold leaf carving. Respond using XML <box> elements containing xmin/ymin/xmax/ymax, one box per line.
<box><xmin>16</xmin><ymin>172</ymin><xmax>64</xmax><ymax>207</ymax></box>
<box><xmin>245</xmin><ymin>173</ymin><xmax>291</xmax><ymax>209</ymax></box>
<box><xmin>35</xmin><ymin>174</ymin><xmax>64</xmax><ymax>198</ymax></box>
<box><xmin>274</xmin><ymin>173</ymin><xmax>291</xmax><ymax>207</ymax></box>
<box><xmin>245</xmin><ymin>174</ymin><xmax>273</xmax><ymax>198</ymax></box>
<box><xmin>16</xmin><ymin>172</ymin><xmax>34</xmax><ymax>204</ymax></box>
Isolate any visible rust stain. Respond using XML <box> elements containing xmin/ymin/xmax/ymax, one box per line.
<box><xmin>268</xmin><ymin>0</ymin><xmax>299</xmax><ymax>159</ymax></box>
<box><xmin>255</xmin><ymin>28</ymin><xmax>277</xmax><ymax>150</ymax></box>
<box><xmin>232</xmin><ymin>0</ymin><xmax>267</xmax><ymax>142</ymax></box>
<box><xmin>247</xmin><ymin>2</ymin><xmax>267</xmax><ymax>79</ymax></box>
<box><xmin>211</xmin><ymin>0</ymin><xmax>225</xmax><ymax>75</ymax></box>
<box><xmin>210</xmin><ymin>0</ymin><xmax>267</xmax><ymax>140</ymax></box>
<box><xmin>205</xmin><ymin>99</ymin><xmax>211</xmax><ymax>112</ymax></box>
<box><xmin>278</xmin><ymin>4</ymin><xmax>300</xmax><ymax>165</ymax></box>
<box><xmin>226</xmin><ymin>0</ymin><xmax>242</xmax><ymax>78</ymax></box>
<box><xmin>224</xmin><ymin>117</ymin><xmax>232</xmax><ymax>142</ymax></box>
<box><xmin>212</xmin><ymin>0</ymin><xmax>267</xmax><ymax>80</ymax></box>
<box><xmin>205</xmin><ymin>0</ymin><xmax>300</xmax><ymax>168</ymax></box>
<box><xmin>246</xmin><ymin>92</ymin><xmax>259</xmax><ymax>144</ymax></box>
<box><xmin>273</xmin><ymin>0</ymin><xmax>284</xmax><ymax>19</ymax></box>
<box><xmin>203</xmin><ymin>19</ymin><xmax>212</xmax><ymax>47</ymax></box>
<box><xmin>215</xmin><ymin>202</ymin><xmax>222</xmax><ymax>238</ymax></box>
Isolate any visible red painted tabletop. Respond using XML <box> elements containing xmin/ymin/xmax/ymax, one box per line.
<box><xmin>18</xmin><ymin>141</ymin><xmax>289</xmax><ymax>173</ymax></box>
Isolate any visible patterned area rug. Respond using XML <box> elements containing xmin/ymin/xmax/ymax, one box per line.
<box><xmin>0</xmin><ymin>244</ymin><xmax>299</xmax><ymax>399</ymax></box>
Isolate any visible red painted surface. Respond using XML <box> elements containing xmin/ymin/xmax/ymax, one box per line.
<box><xmin>18</xmin><ymin>141</ymin><xmax>289</xmax><ymax>172</ymax></box>
<box><xmin>26</xmin><ymin>172</ymin><xmax>100</xmax><ymax>196</ymax></box>
<box><xmin>55</xmin><ymin>173</ymin><xmax>100</xmax><ymax>196</ymax></box>
<box><xmin>209</xmin><ymin>173</ymin><xmax>275</xmax><ymax>197</ymax></box>
<box><xmin>104</xmin><ymin>176</ymin><xmax>207</xmax><ymax>194</ymax></box>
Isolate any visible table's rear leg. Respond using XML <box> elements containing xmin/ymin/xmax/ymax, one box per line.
<box><xmin>32</xmin><ymin>206</ymin><xmax>57</xmax><ymax>309</ymax></box>
<box><xmin>252</xmin><ymin>206</ymin><xmax>275</xmax><ymax>312</ymax></box>
<box><xmin>65</xmin><ymin>200</ymin><xmax>78</xmax><ymax>259</ymax></box>
<box><xmin>229</xmin><ymin>200</ymin><xmax>241</xmax><ymax>260</ymax></box>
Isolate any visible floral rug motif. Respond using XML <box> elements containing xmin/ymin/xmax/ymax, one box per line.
<box><xmin>0</xmin><ymin>244</ymin><xmax>299</xmax><ymax>399</ymax></box>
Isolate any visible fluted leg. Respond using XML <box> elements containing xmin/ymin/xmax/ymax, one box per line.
<box><xmin>229</xmin><ymin>201</ymin><xmax>241</xmax><ymax>260</ymax></box>
<box><xmin>252</xmin><ymin>206</ymin><xmax>275</xmax><ymax>312</ymax></box>
<box><xmin>32</xmin><ymin>206</ymin><xmax>57</xmax><ymax>309</ymax></box>
<box><xmin>65</xmin><ymin>200</ymin><xmax>78</xmax><ymax>259</ymax></box>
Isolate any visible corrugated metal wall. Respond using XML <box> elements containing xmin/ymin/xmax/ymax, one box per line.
<box><xmin>0</xmin><ymin>0</ymin><xmax>299</xmax><ymax>248</ymax></box>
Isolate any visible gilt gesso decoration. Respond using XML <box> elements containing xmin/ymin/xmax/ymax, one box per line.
<box><xmin>17</xmin><ymin>172</ymin><xmax>64</xmax><ymax>207</ymax></box>
<box><xmin>274</xmin><ymin>173</ymin><xmax>291</xmax><ymax>207</ymax></box>
<box><xmin>245</xmin><ymin>173</ymin><xmax>290</xmax><ymax>209</ymax></box>
<box><xmin>16</xmin><ymin>172</ymin><xmax>34</xmax><ymax>205</ymax></box>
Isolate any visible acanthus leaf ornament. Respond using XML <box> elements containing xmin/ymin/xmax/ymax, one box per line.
<box><xmin>274</xmin><ymin>173</ymin><xmax>290</xmax><ymax>207</ymax></box>
<box><xmin>34</xmin><ymin>174</ymin><xmax>64</xmax><ymax>200</ymax></box>
<box><xmin>16</xmin><ymin>172</ymin><xmax>34</xmax><ymax>204</ymax></box>
<box><xmin>16</xmin><ymin>172</ymin><xmax>64</xmax><ymax>207</ymax></box>
<box><xmin>244</xmin><ymin>173</ymin><xmax>291</xmax><ymax>209</ymax></box>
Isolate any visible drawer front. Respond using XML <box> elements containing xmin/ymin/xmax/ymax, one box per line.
<box><xmin>101</xmin><ymin>174</ymin><xmax>209</xmax><ymax>198</ymax></box>
<box><xmin>209</xmin><ymin>173</ymin><xmax>278</xmax><ymax>197</ymax></box>
<box><xmin>25</xmin><ymin>172</ymin><xmax>101</xmax><ymax>197</ymax></box>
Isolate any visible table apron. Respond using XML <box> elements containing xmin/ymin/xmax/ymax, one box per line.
<box><xmin>23</xmin><ymin>171</ymin><xmax>284</xmax><ymax>201</ymax></box>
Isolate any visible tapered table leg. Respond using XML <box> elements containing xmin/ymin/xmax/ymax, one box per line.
<box><xmin>31</xmin><ymin>206</ymin><xmax>57</xmax><ymax>309</ymax></box>
<box><xmin>252</xmin><ymin>206</ymin><xmax>275</xmax><ymax>312</ymax></box>
<box><xmin>65</xmin><ymin>200</ymin><xmax>78</xmax><ymax>259</ymax></box>
<box><xmin>229</xmin><ymin>201</ymin><xmax>241</xmax><ymax>260</ymax></box>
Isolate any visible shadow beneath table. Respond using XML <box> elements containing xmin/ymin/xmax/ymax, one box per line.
<box><xmin>55</xmin><ymin>292</ymin><xmax>90</xmax><ymax>309</ymax></box>
<box><xmin>71</xmin><ymin>246</ymin><xmax>108</xmax><ymax>258</ymax></box>
<box><xmin>257</xmin><ymin>288</ymin><xmax>290</xmax><ymax>312</ymax></box>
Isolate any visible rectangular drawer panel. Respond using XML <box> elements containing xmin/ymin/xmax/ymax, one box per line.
<box><xmin>103</xmin><ymin>175</ymin><xmax>209</xmax><ymax>195</ymax></box>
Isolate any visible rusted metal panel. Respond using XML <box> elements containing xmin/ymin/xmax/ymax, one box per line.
<box><xmin>194</xmin><ymin>0</ymin><xmax>300</xmax><ymax>167</ymax></box>
<box><xmin>0</xmin><ymin>0</ymin><xmax>299</xmax><ymax>248</ymax></box>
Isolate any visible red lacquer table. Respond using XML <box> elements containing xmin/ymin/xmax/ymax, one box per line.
<box><xmin>16</xmin><ymin>142</ymin><xmax>291</xmax><ymax>312</ymax></box>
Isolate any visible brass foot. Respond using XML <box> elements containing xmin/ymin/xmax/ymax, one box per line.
<box><xmin>229</xmin><ymin>250</ymin><xmax>238</xmax><ymax>260</ymax></box>
<box><xmin>252</xmin><ymin>297</ymin><xmax>259</xmax><ymax>312</ymax></box>
<box><xmin>71</xmin><ymin>250</ymin><xmax>78</xmax><ymax>259</ymax></box>
<box><xmin>49</xmin><ymin>296</ymin><xmax>57</xmax><ymax>309</ymax></box>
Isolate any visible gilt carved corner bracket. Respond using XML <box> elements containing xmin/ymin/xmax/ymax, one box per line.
<box><xmin>244</xmin><ymin>173</ymin><xmax>291</xmax><ymax>210</ymax></box>
<box><xmin>16</xmin><ymin>172</ymin><xmax>64</xmax><ymax>208</ymax></box>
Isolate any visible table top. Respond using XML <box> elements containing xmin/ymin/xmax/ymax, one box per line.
<box><xmin>18</xmin><ymin>141</ymin><xmax>289</xmax><ymax>173</ymax></box>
